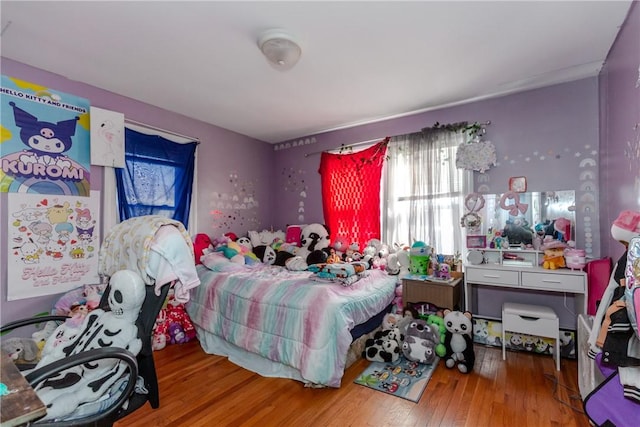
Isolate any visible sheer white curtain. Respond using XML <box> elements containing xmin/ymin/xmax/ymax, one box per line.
<box><xmin>382</xmin><ymin>128</ymin><xmax>472</xmax><ymax>256</ymax></box>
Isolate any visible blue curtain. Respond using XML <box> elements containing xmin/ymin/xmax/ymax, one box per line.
<box><xmin>115</xmin><ymin>128</ymin><xmax>197</xmax><ymax>228</ymax></box>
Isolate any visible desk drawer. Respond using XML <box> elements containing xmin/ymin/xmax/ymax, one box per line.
<box><xmin>521</xmin><ymin>271</ymin><xmax>585</xmax><ymax>293</ymax></box>
<box><xmin>466</xmin><ymin>268</ymin><xmax>519</xmax><ymax>287</ymax></box>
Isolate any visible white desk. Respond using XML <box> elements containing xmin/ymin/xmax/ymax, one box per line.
<box><xmin>464</xmin><ymin>263</ymin><xmax>587</xmax><ymax>329</ymax></box>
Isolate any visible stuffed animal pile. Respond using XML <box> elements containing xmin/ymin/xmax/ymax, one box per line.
<box><xmin>152</xmin><ymin>288</ymin><xmax>197</xmax><ymax>351</ymax></box>
<box><xmin>362</xmin><ymin>311</ymin><xmax>444</xmax><ymax>365</ymax></box>
<box><xmin>199</xmin><ymin>225</ymin><xmax>412</xmax><ymax>279</ymax></box>
<box><xmin>362</xmin><ymin>325</ymin><xmax>404</xmax><ymax>363</ymax></box>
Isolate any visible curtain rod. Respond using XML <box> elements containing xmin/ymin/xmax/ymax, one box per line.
<box><xmin>303</xmin><ymin>121</ymin><xmax>491</xmax><ymax>158</ymax></box>
<box><xmin>304</xmin><ymin>137</ymin><xmax>386</xmax><ymax>158</ymax></box>
<box><xmin>125</xmin><ymin>119</ymin><xmax>200</xmax><ymax>143</ymax></box>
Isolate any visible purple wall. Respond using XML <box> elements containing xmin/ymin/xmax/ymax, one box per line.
<box><xmin>2</xmin><ymin>3</ymin><xmax>638</xmax><ymax>325</ymax></box>
<box><xmin>599</xmin><ymin>1</ymin><xmax>640</xmax><ymax>262</ymax></box>
<box><xmin>273</xmin><ymin>78</ymin><xmax>601</xmax><ymax>257</ymax></box>
<box><xmin>0</xmin><ymin>58</ymin><xmax>274</xmax><ymax>325</ymax></box>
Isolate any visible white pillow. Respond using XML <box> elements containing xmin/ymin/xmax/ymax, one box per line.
<box><xmin>248</xmin><ymin>229</ymin><xmax>285</xmax><ymax>247</ymax></box>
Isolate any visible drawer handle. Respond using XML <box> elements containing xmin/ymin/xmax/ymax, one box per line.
<box><xmin>519</xmin><ymin>315</ymin><xmax>541</xmax><ymax>321</ymax></box>
<box><xmin>483</xmin><ymin>274</ymin><xmax>501</xmax><ymax>278</ymax></box>
<box><xmin>542</xmin><ymin>279</ymin><xmax>562</xmax><ymax>284</ymax></box>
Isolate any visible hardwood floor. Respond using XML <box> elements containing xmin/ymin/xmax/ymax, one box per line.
<box><xmin>117</xmin><ymin>340</ymin><xmax>590</xmax><ymax>426</ymax></box>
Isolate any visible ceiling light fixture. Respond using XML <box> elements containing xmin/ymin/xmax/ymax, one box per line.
<box><xmin>258</xmin><ymin>30</ymin><xmax>302</xmax><ymax>71</ymax></box>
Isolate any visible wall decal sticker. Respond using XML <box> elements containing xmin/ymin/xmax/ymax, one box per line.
<box><xmin>207</xmin><ymin>171</ymin><xmax>259</xmax><ymax>232</ymax></box>
<box><xmin>282</xmin><ymin>166</ymin><xmax>308</xmax><ymax>222</ymax></box>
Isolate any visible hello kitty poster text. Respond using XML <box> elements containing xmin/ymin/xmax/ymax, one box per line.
<box><xmin>7</xmin><ymin>191</ymin><xmax>100</xmax><ymax>300</ymax></box>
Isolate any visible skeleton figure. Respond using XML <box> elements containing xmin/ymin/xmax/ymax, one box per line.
<box><xmin>35</xmin><ymin>270</ymin><xmax>145</xmax><ymax>421</ymax></box>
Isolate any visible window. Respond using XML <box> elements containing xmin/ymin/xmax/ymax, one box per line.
<box><xmin>382</xmin><ymin>128</ymin><xmax>471</xmax><ymax>255</ymax></box>
<box><xmin>111</xmin><ymin>126</ymin><xmax>198</xmax><ymax>230</ymax></box>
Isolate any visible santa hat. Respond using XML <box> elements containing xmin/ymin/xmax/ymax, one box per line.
<box><xmin>611</xmin><ymin>210</ymin><xmax>640</xmax><ymax>244</ymax></box>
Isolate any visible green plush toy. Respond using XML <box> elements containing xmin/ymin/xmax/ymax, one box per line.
<box><xmin>426</xmin><ymin>313</ymin><xmax>447</xmax><ymax>357</ymax></box>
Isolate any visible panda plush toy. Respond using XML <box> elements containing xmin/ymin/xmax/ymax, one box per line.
<box><xmin>443</xmin><ymin>309</ymin><xmax>475</xmax><ymax>374</ymax></box>
<box><xmin>253</xmin><ymin>244</ymin><xmax>295</xmax><ymax>266</ymax></box>
<box><xmin>298</xmin><ymin>223</ymin><xmax>331</xmax><ymax>266</ymax></box>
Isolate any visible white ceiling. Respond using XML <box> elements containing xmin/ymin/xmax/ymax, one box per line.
<box><xmin>0</xmin><ymin>1</ymin><xmax>632</xmax><ymax>143</ymax></box>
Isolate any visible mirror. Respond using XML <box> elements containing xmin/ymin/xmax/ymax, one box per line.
<box><xmin>464</xmin><ymin>190</ymin><xmax>576</xmax><ymax>249</ymax></box>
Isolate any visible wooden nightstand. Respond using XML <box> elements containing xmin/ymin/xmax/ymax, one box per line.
<box><xmin>402</xmin><ymin>276</ymin><xmax>463</xmax><ymax>311</ymax></box>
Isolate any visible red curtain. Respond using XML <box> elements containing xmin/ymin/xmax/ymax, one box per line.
<box><xmin>319</xmin><ymin>138</ymin><xmax>389</xmax><ymax>252</ymax></box>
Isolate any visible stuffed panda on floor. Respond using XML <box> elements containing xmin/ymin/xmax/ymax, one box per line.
<box><xmin>443</xmin><ymin>309</ymin><xmax>475</xmax><ymax>374</ymax></box>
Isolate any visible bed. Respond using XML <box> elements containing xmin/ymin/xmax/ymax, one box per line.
<box><xmin>186</xmin><ymin>261</ymin><xmax>396</xmax><ymax>387</ymax></box>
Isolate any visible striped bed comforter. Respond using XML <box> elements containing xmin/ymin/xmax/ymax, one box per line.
<box><xmin>186</xmin><ymin>263</ymin><xmax>396</xmax><ymax>387</ymax></box>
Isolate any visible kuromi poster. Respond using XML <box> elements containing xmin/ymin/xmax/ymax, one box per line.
<box><xmin>0</xmin><ymin>75</ymin><xmax>91</xmax><ymax>196</ymax></box>
<box><xmin>7</xmin><ymin>191</ymin><xmax>100</xmax><ymax>300</ymax></box>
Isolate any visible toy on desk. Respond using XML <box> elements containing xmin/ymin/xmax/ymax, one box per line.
<box><xmin>541</xmin><ymin>239</ymin><xmax>568</xmax><ymax>269</ymax></box>
<box><xmin>434</xmin><ymin>263</ymin><xmax>451</xmax><ymax>280</ymax></box>
<box><xmin>410</xmin><ymin>241</ymin><xmax>430</xmax><ymax>275</ymax></box>
<box><xmin>542</xmin><ymin>248</ymin><xmax>566</xmax><ymax>269</ymax></box>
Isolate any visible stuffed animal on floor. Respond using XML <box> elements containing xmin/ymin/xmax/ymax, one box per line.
<box><xmin>362</xmin><ymin>335</ymin><xmax>401</xmax><ymax>363</ymax></box>
<box><xmin>381</xmin><ymin>311</ymin><xmax>413</xmax><ymax>336</ymax></box>
<box><xmin>443</xmin><ymin>309</ymin><xmax>475</xmax><ymax>374</ymax></box>
<box><xmin>1</xmin><ymin>337</ymin><xmax>40</xmax><ymax>366</ymax></box>
<box><xmin>402</xmin><ymin>319</ymin><xmax>440</xmax><ymax>364</ymax></box>
<box><xmin>426</xmin><ymin>314</ymin><xmax>447</xmax><ymax>357</ymax></box>
<box><xmin>153</xmin><ymin>288</ymin><xmax>197</xmax><ymax>348</ymax></box>
<box><xmin>374</xmin><ymin>326</ymin><xmax>404</xmax><ymax>345</ymax></box>
<box><xmin>35</xmin><ymin>269</ymin><xmax>145</xmax><ymax>421</ymax></box>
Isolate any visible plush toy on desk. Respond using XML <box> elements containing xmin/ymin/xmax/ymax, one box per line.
<box><xmin>542</xmin><ymin>248</ymin><xmax>566</xmax><ymax>269</ymax></box>
<box><xmin>435</xmin><ymin>263</ymin><xmax>451</xmax><ymax>280</ymax></box>
<box><xmin>443</xmin><ymin>309</ymin><xmax>475</xmax><ymax>373</ymax></box>
<box><xmin>410</xmin><ymin>241</ymin><xmax>430</xmax><ymax>275</ymax></box>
